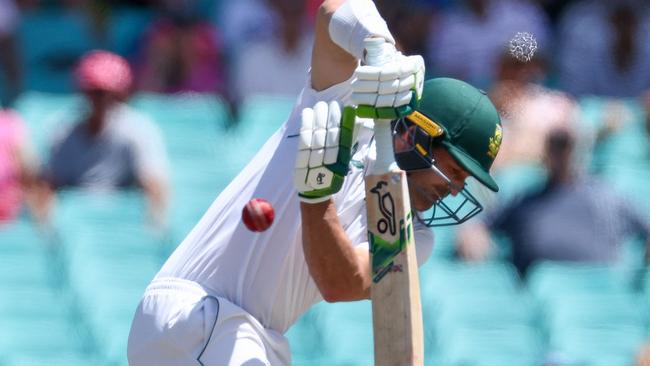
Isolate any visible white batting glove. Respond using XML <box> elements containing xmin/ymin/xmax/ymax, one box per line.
<box><xmin>294</xmin><ymin>101</ymin><xmax>359</xmax><ymax>204</ymax></box>
<box><xmin>352</xmin><ymin>53</ymin><xmax>425</xmax><ymax>120</ymax></box>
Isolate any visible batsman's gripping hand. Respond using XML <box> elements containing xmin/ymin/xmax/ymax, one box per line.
<box><xmin>352</xmin><ymin>53</ymin><xmax>425</xmax><ymax>120</ymax></box>
<box><xmin>294</xmin><ymin>101</ymin><xmax>358</xmax><ymax>204</ymax></box>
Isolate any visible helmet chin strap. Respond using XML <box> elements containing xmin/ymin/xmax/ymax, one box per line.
<box><xmin>408</xmin><ymin>164</ymin><xmax>484</xmax><ymax>227</ymax></box>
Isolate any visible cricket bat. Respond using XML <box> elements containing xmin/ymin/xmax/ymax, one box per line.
<box><xmin>363</xmin><ymin>38</ymin><xmax>424</xmax><ymax>366</ymax></box>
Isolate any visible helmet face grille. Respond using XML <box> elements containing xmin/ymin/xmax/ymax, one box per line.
<box><xmin>415</xmin><ymin>187</ymin><xmax>483</xmax><ymax>227</ymax></box>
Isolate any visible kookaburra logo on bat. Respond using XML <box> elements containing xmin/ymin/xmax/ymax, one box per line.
<box><xmin>370</xmin><ymin>181</ymin><xmax>396</xmax><ymax>236</ymax></box>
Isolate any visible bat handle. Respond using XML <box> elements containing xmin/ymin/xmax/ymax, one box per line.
<box><xmin>363</xmin><ymin>37</ymin><xmax>398</xmax><ymax>175</ymax></box>
<box><xmin>364</xmin><ymin>37</ymin><xmax>395</xmax><ymax>66</ymax></box>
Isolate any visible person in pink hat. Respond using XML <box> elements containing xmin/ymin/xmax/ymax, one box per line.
<box><xmin>38</xmin><ymin>50</ymin><xmax>170</xmax><ymax>227</ymax></box>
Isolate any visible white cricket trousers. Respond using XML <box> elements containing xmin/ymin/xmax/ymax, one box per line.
<box><xmin>127</xmin><ymin>277</ymin><xmax>291</xmax><ymax>366</ymax></box>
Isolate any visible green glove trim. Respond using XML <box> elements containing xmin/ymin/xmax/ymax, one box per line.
<box><xmin>355</xmin><ymin>90</ymin><xmax>420</xmax><ymax>120</ymax></box>
<box><xmin>298</xmin><ymin>106</ymin><xmax>358</xmax><ymax>203</ymax></box>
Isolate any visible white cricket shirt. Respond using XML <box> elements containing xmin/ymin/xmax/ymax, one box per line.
<box><xmin>157</xmin><ymin>78</ymin><xmax>434</xmax><ymax>334</ymax></box>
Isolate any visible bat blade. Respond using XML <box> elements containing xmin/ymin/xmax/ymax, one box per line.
<box><xmin>366</xmin><ymin>170</ymin><xmax>424</xmax><ymax>366</ymax></box>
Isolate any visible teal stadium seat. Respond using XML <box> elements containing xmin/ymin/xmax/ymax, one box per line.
<box><xmin>0</xmin><ymin>219</ymin><xmax>52</xmax><ymax>254</ymax></box>
<box><xmin>435</xmin><ymin>325</ymin><xmax>544</xmax><ymax>366</ymax></box>
<box><xmin>0</xmin><ymin>221</ymin><xmax>95</xmax><ymax>361</ymax></box>
<box><xmin>5</xmin><ymin>353</ymin><xmax>101</xmax><ymax>366</ymax></box>
<box><xmin>427</xmin><ymin>292</ymin><xmax>540</xmax><ymax>365</ymax></box>
<box><xmin>544</xmin><ymin>293</ymin><xmax>646</xmax><ymax>336</ymax></box>
<box><xmin>207</xmin><ymin>95</ymin><xmax>295</xmax><ymax>192</ymax></box>
<box><xmin>317</xmin><ymin>300</ymin><xmax>374</xmax><ymax>365</ymax></box>
<box><xmin>0</xmin><ymin>220</ymin><xmax>61</xmax><ymax>287</ymax></box>
<box><xmin>235</xmin><ymin>95</ymin><xmax>295</xmax><ymax>144</ymax></box>
<box><xmin>431</xmin><ymin>292</ymin><xmax>539</xmax><ymax>340</ymax></box>
<box><xmin>644</xmin><ymin>268</ymin><xmax>650</xmax><ymax>303</ymax></box>
<box><xmin>0</xmin><ymin>317</ymin><xmax>90</xmax><ymax>358</ymax></box>
<box><xmin>526</xmin><ymin>262</ymin><xmax>633</xmax><ymax>307</ymax></box>
<box><xmin>420</xmin><ymin>261</ymin><xmax>521</xmax><ymax>302</ymax></box>
<box><xmin>0</xmin><ymin>279</ymin><xmax>93</xmax><ymax>360</ymax></box>
<box><xmin>18</xmin><ymin>9</ymin><xmax>98</xmax><ymax>93</ymax></box>
<box><xmin>530</xmin><ymin>266</ymin><xmax>647</xmax><ymax>365</ymax></box>
<box><xmin>46</xmin><ymin>191</ymin><xmax>164</xmax><ymax>365</ymax></box>
<box><xmin>54</xmin><ymin>190</ymin><xmax>148</xmax><ymax>227</ymax></box>
<box><xmin>426</xmin><ymin>226</ymin><xmax>459</xmax><ymax>259</ymax></box>
<box><xmin>230</xmin><ymin>94</ymin><xmax>294</xmax><ymax>168</ymax></box>
<box><xmin>285</xmin><ymin>302</ymin><xmax>327</xmax><ymax>365</ymax></box>
<box><xmin>129</xmin><ymin>92</ymin><xmax>227</xmax><ymax>189</ymax></box>
<box><xmin>548</xmin><ymin>327</ymin><xmax>646</xmax><ymax>366</ymax></box>
<box><xmin>129</xmin><ymin>92</ymin><xmax>228</xmax><ymax>161</ymax></box>
<box><xmin>0</xmin><ymin>286</ymin><xmax>72</xmax><ymax>321</ymax></box>
<box><xmin>66</xmin><ymin>256</ymin><xmax>159</xmax><ymax>365</ymax></box>
<box><xmin>62</xmin><ymin>224</ymin><xmax>162</xmax><ymax>295</ymax></box>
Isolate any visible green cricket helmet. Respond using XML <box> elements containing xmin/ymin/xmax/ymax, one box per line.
<box><xmin>393</xmin><ymin>77</ymin><xmax>502</xmax><ymax>226</ymax></box>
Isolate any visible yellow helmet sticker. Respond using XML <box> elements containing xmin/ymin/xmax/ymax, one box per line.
<box><xmin>487</xmin><ymin>124</ymin><xmax>502</xmax><ymax>159</ymax></box>
<box><xmin>415</xmin><ymin>143</ymin><xmax>428</xmax><ymax>157</ymax></box>
<box><xmin>406</xmin><ymin>111</ymin><xmax>444</xmax><ymax>138</ymax></box>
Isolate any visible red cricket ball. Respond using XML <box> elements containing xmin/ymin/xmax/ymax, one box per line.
<box><xmin>242</xmin><ymin>198</ymin><xmax>275</xmax><ymax>232</ymax></box>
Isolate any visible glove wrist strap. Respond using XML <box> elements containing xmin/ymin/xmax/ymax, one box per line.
<box><xmin>298</xmin><ymin>194</ymin><xmax>332</xmax><ymax>204</ymax></box>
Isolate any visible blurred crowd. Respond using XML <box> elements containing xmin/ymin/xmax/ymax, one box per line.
<box><xmin>0</xmin><ymin>0</ymin><xmax>648</xmax><ymax>104</ymax></box>
<box><xmin>0</xmin><ymin>0</ymin><xmax>648</xmax><ymax>250</ymax></box>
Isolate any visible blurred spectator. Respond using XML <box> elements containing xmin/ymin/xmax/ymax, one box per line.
<box><xmin>557</xmin><ymin>0</ymin><xmax>650</xmax><ymax>97</ymax></box>
<box><xmin>534</xmin><ymin>0</ymin><xmax>578</xmax><ymax>26</ymax></box>
<box><xmin>39</xmin><ymin>50</ymin><xmax>169</xmax><ymax>226</ymax></box>
<box><xmin>216</xmin><ymin>0</ymin><xmax>276</xmax><ymax>53</ymax></box>
<box><xmin>376</xmin><ymin>0</ymin><xmax>435</xmax><ymax>57</ymax></box>
<box><xmin>228</xmin><ymin>0</ymin><xmax>313</xmax><ymax>104</ymax></box>
<box><xmin>456</xmin><ymin>127</ymin><xmax>650</xmax><ymax>276</ymax></box>
<box><xmin>0</xmin><ymin>0</ymin><xmax>22</xmax><ymax>106</ymax></box>
<box><xmin>135</xmin><ymin>0</ymin><xmax>224</xmax><ymax>94</ymax></box>
<box><xmin>0</xmin><ymin>109</ymin><xmax>38</xmax><ymax>222</ymax></box>
<box><xmin>427</xmin><ymin>0</ymin><xmax>550</xmax><ymax>89</ymax></box>
<box><xmin>488</xmin><ymin>50</ymin><xmax>579</xmax><ymax>172</ymax></box>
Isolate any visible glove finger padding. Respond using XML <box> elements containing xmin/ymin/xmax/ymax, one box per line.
<box><xmin>294</xmin><ymin>101</ymin><xmax>358</xmax><ymax>203</ymax></box>
<box><xmin>352</xmin><ymin>54</ymin><xmax>425</xmax><ymax>120</ymax></box>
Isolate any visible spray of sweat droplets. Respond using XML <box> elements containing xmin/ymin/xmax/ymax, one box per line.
<box><xmin>509</xmin><ymin>32</ymin><xmax>538</xmax><ymax>62</ymax></box>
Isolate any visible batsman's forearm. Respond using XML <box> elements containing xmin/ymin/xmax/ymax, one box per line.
<box><xmin>311</xmin><ymin>0</ymin><xmax>357</xmax><ymax>91</ymax></box>
<box><xmin>301</xmin><ymin>200</ymin><xmax>371</xmax><ymax>301</ymax></box>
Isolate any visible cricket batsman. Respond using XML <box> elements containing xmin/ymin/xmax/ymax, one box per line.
<box><xmin>127</xmin><ymin>0</ymin><xmax>503</xmax><ymax>364</ymax></box>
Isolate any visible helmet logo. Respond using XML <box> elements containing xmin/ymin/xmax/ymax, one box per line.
<box><xmin>487</xmin><ymin>124</ymin><xmax>502</xmax><ymax>159</ymax></box>
<box><xmin>406</xmin><ymin>111</ymin><xmax>444</xmax><ymax>138</ymax></box>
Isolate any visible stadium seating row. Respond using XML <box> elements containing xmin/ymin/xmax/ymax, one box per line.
<box><xmin>2</xmin><ymin>196</ymin><xmax>650</xmax><ymax>365</ymax></box>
